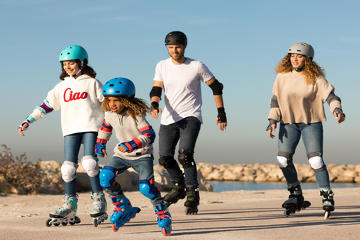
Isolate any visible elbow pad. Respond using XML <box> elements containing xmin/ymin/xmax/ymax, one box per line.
<box><xmin>209</xmin><ymin>79</ymin><xmax>223</xmax><ymax>95</ymax></box>
<box><xmin>150</xmin><ymin>86</ymin><xmax>162</xmax><ymax>98</ymax></box>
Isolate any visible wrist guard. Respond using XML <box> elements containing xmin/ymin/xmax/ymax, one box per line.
<box><xmin>217</xmin><ymin>107</ymin><xmax>227</xmax><ymax>123</ymax></box>
<box><xmin>266</xmin><ymin>119</ymin><xmax>277</xmax><ymax>131</ymax></box>
<box><xmin>151</xmin><ymin>101</ymin><xmax>159</xmax><ymax>112</ymax></box>
<box><xmin>95</xmin><ymin>139</ymin><xmax>107</xmax><ymax>157</ymax></box>
<box><xmin>118</xmin><ymin>140</ymin><xmax>138</xmax><ymax>153</ymax></box>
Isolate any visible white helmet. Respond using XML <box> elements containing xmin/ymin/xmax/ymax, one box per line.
<box><xmin>288</xmin><ymin>42</ymin><xmax>314</xmax><ymax>59</ymax></box>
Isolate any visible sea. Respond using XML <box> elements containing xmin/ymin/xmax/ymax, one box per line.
<box><xmin>210</xmin><ymin>181</ymin><xmax>359</xmax><ymax>192</ymax></box>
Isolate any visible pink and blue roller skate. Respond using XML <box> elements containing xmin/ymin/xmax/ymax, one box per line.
<box><xmin>155</xmin><ymin>203</ymin><xmax>172</xmax><ymax>236</ymax></box>
<box><xmin>110</xmin><ymin>194</ymin><xmax>140</xmax><ymax>232</ymax></box>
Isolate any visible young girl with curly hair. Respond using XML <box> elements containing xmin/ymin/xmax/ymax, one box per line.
<box><xmin>95</xmin><ymin>77</ymin><xmax>172</xmax><ymax>236</ymax></box>
<box><xmin>266</xmin><ymin>42</ymin><xmax>345</xmax><ymax>219</ymax></box>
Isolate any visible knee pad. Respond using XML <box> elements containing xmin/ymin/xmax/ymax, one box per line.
<box><xmin>81</xmin><ymin>155</ymin><xmax>99</xmax><ymax>177</ymax></box>
<box><xmin>178</xmin><ymin>148</ymin><xmax>195</xmax><ymax>168</ymax></box>
<box><xmin>61</xmin><ymin>161</ymin><xmax>77</xmax><ymax>183</ymax></box>
<box><xmin>308</xmin><ymin>153</ymin><xmax>324</xmax><ymax>170</ymax></box>
<box><xmin>139</xmin><ymin>179</ymin><xmax>160</xmax><ymax>200</ymax></box>
<box><xmin>276</xmin><ymin>152</ymin><xmax>293</xmax><ymax>168</ymax></box>
<box><xmin>99</xmin><ymin>166</ymin><xmax>116</xmax><ymax>188</ymax></box>
<box><xmin>277</xmin><ymin>156</ymin><xmax>288</xmax><ymax>168</ymax></box>
<box><xmin>159</xmin><ymin>156</ymin><xmax>178</xmax><ymax>169</ymax></box>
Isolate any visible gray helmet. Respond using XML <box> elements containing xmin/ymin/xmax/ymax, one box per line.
<box><xmin>288</xmin><ymin>42</ymin><xmax>314</xmax><ymax>59</ymax></box>
<box><xmin>165</xmin><ymin>31</ymin><xmax>187</xmax><ymax>46</ymax></box>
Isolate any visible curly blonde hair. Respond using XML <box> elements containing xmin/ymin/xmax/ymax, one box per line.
<box><xmin>101</xmin><ymin>96</ymin><xmax>150</xmax><ymax>120</ymax></box>
<box><xmin>275</xmin><ymin>54</ymin><xmax>325</xmax><ymax>85</ymax></box>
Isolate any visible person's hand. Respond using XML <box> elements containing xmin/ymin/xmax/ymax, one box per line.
<box><xmin>333</xmin><ymin>108</ymin><xmax>345</xmax><ymax>123</ymax></box>
<box><xmin>216</xmin><ymin>107</ymin><xmax>227</xmax><ymax>131</ymax></box>
<box><xmin>118</xmin><ymin>140</ymin><xmax>138</xmax><ymax>153</ymax></box>
<box><xmin>150</xmin><ymin>102</ymin><xmax>162</xmax><ymax>120</ymax></box>
<box><xmin>216</xmin><ymin>118</ymin><xmax>227</xmax><ymax>131</ymax></box>
<box><xmin>266</xmin><ymin>120</ymin><xmax>277</xmax><ymax>139</ymax></box>
<box><xmin>267</xmin><ymin>124</ymin><xmax>276</xmax><ymax>138</ymax></box>
<box><xmin>95</xmin><ymin>142</ymin><xmax>107</xmax><ymax>157</ymax></box>
<box><xmin>117</xmin><ymin>145</ymin><xmax>127</xmax><ymax>153</ymax></box>
<box><xmin>18</xmin><ymin>121</ymin><xmax>29</xmax><ymax>136</ymax></box>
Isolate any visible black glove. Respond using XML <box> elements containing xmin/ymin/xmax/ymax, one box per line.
<box><xmin>151</xmin><ymin>101</ymin><xmax>159</xmax><ymax>113</ymax></box>
<box><xmin>217</xmin><ymin>107</ymin><xmax>227</xmax><ymax>123</ymax></box>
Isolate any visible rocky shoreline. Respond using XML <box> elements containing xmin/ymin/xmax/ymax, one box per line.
<box><xmin>1</xmin><ymin>161</ymin><xmax>359</xmax><ymax>194</ymax></box>
<box><xmin>197</xmin><ymin>162</ymin><xmax>360</xmax><ymax>183</ymax></box>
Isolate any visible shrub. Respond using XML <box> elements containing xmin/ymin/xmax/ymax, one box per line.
<box><xmin>0</xmin><ymin>144</ymin><xmax>42</xmax><ymax>194</ymax></box>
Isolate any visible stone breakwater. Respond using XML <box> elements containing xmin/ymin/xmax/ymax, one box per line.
<box><xmin>0</xmin><ymin>161</ymin><xmax>212</xmax><ymax>194</ymax></box>
<box><xmin>197</xmin><ymin>163</ymin><xmax>360</xmax><ymax>183</ymax></box>
<box><xmin>1</xmin><ymin>161</ymin><xmax>359</xmax><ymax>194</ymax></box>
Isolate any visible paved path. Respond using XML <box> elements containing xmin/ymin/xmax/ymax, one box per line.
<box><xmin>1</xmin><ymin>188</ymin><xmax>360</xmax><ymax>240</ymax></box>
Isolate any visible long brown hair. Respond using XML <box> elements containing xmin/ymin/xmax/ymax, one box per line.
<box><xmin>59</xmin><ymin>59</ymin><xmax>96</xmax><ymax>80</ymax></box>
<box><xmin>275</xmin><ymin>54</ymin><xmax>325</xmax><ymax>85</ymax></box>
<box><xmin>101</xmin><ymin>96</ymin><xmax>150</xmax><ymax>120</ymax></box>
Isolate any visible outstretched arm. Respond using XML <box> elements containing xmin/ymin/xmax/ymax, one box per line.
<box><xmin>18</xmin><ymin>99</ymin><xmax>54</xmax><ymax>136</ymax></box>
<box><xmin>206</xmin><ymin>77</ymin><xmax>227</xmax><ymax>131</ymax></box>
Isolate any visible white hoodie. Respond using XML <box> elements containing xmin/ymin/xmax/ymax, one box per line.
<box><xmin>44</xmin><ymin>74</ymin><xmax>104</xmax><ymax>136</ymax></box>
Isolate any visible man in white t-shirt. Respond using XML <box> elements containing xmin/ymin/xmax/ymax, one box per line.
<box><xmin>150</xmin><ymin>31</ymin><xmax>227</xmax><ymax>214</ymax></box>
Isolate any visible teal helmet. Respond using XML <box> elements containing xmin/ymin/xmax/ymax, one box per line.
<box><xmin>59</xmin><ymin>45</ymin><xmax>88</xmax><ymax>62</ymax></box>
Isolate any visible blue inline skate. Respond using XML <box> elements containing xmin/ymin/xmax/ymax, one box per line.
<box><xmin>110</xmin><ymin>194</ymin><xmax>141</xmax><ymax>232</ymax></box>
<box><xmin>155</xmin><ymin>203</ymin><xmax>172</xmax><ymax>236</ymax></box>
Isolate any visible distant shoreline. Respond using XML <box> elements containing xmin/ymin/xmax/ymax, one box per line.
<box><xmin>197</xmin><ymin>163</ymin><xmax>360</xmax><ymax>183</ymax></box>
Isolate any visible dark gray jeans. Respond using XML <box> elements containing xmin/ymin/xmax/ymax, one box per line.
<box><xmin>159</xmin><ymin>116</ymin><xmax>201</xmax><ymax>187</ymax></box>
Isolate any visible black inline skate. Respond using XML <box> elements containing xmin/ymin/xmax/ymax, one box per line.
<box><xmin>282</xmin><ymin>185</ymin><xmax>311</xmax><ymax>216</ymax></box>
<box><xmin>164</xmin><ymin>177</ymin><xmax>186</xmax><ymax>207</ymax></box>
<box><xmin>184</xmin><ymin>185</ymin><xmax>200</xmax><ymax>215</ymax></box>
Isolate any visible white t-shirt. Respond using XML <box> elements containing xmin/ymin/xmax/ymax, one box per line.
<box><xmin>45</xmin><ymin>74</ymin><xmax>104</xmax><ymax>136</ymax></box>
<box><xmin>153</xmin><ymin>57</ymin><xmax>214</xmax><ymax>125</ymax></box>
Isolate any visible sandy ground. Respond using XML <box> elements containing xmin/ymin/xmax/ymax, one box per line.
<box><xmin>1</xmin><ymin>188</ymin><xmax>360</xmax><ymax>240</ymax></box>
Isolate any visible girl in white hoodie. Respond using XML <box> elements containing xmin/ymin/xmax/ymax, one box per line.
<box><xmin>18</xmin><ymin>45</ymin><xmax>107</xmax><ymax>227</ymax></box>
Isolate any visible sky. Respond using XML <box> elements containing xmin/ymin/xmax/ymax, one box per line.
<box><xmin>1</xmin><ymin>0</ymin><xmax>359</xmax><ymax>165</ymax></box>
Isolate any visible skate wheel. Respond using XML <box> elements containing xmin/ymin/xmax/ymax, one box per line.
<box><xmin>162</xmin><ymin>228</ymin><xmax>171</xmax><ymax>236</ymax></box>
<box><xmin>93</xmin><ymin>219</ymin><xmax>98</xmax><ymax>227</ymax></box>
<box><xmin>302</xmin><ymin>201</ymin><xmax>311</xmax><ymax>209</ymax></box>
<box><xmin>69</xmin><ymin>221</ymin><xmax>75</xmax><ymax>225</ymax></box>
<box><xmin>284</xmin><ymin>209</ymin><xmax>294</xmax><ymax>216</ymax></box>
<box><xmin>185</xmin><ymin>208</ymin><xmax>198</xmax><ymax>215</ymax></box>
<box><xmin>62</xmin><ymin>221</ymin><xmax>68</xmax><ymax>226</ymax></box>
<box><xmin>75</xmin><ymin>216</ymin><xmax>81</xmax><ymax>224</ymax></box>
<box><xmin>112</xmin><ymin>224</ymin><xmax>118</xmax><ymax>232</ymax></box>
<box><xmin>46</xmin><ymin>219</ymin><xmax>52</xmax><ymax>227</ymax></box>
<box><xmin>324</xmin><ymin>211</ymin><xmax>331</xmax><ymax>220</ymax></box>
<box><xmin>53</xmin><ymin>222</ymin><xmax>60</xmax><ymax>227</ymax></box>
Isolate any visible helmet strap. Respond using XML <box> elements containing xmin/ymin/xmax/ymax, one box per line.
<box><xmin>294</xmin><ymin>66</ymin><xmax>304</xmax><ymax>72</ymax></box>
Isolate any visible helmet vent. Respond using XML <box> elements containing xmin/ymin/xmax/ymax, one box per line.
<box><xmin>109</xmin><ymin>84</ymin><xmax>114</xmax><ymax>87</ymax></box>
